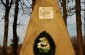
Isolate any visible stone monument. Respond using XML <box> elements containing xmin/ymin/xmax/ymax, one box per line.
<box><xmin>19</xmin><ymin>0</ymin><xmax>75</xmax><ymax>55</ymax></box>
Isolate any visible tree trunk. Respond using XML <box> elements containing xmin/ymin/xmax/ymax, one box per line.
<box><xmin>2</xmin><ymin>0</ymin><xmax>9</xmax><ymax>55</ymax></box>
<box><xmin>75</xmin><ymin>0</ymin><xmax>84</xmax><ymax>55</ymax></box>
<box><xmin>1</xmin><ymin>0</ymin><xmax>12</xmax><ymax>55</ymax></box>
<box><xmin>2</xmin><ymin>9</ymin><xmax>9</xmax><ymax>55</ymax></box>
<box><xmin>62</xmin><ymin>0</ymin><xmax>67</xmax><ymax>26</ymax></box>
<box><xmin>12</xmin><ymin>0</ymin><xmax>19</xmax><ymax>55</ymax></box>
<box><xmin>32</xmin><ymin>0</ymin><xmax>36</xmax><ymax>11</ymax></box>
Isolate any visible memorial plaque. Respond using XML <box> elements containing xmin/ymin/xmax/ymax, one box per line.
<box><xmin>39</xmin><ymin>7</ymin><xmax>54</xmax><ymax>19</ymax></box>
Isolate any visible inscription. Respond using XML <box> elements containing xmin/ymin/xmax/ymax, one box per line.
<box><xmin>39</xmin><ymin>7</ymin><xmax>54</xmax><ymax>19</ymax></box>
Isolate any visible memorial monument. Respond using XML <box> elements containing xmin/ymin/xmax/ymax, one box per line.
<box><xmin>19</xmin><ymin>0</ymin><xmax>75</xmax><ymax>55</ymax></box>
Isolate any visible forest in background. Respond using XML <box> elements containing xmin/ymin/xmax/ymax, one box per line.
<box><xmin>0</xmin><ymin>0</ymin><xmax>85</xmax><ymax>55</ymax></box>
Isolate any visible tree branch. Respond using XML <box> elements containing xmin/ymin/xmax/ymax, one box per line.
<box><xmin>68</xmin><ymin>11</ymin><xmax>75</xmax><ymax>16</ymax></box>
<box><xmin>1</xmin><ymin>0</ymin><xmax>6</xmax><ymax>7</ymax></box>
<box><xmin>81</xmin><ymin>9</ymin><xmax>85</xmax><ymax>11</ymax></box>
<box><xmin>9</xmin><ymin>0</ymin><xmax>13</xmax><ymax>9</ymax></box>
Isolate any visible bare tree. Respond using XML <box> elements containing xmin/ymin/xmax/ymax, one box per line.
<box><xmin>62</xmin><ymin>0</ymin><xmax>67</xmax><ymax>26</ymax></box>
<box><xmin>12</xmin><ymin>0</ymin><xmax>19</xmax><ymax>55</ymax></box>
<box><xmin>1</xmin><ymin>0</ymin><xmax>13</xmax><ymax>55</ymax></box>
<box><xmin>75</xmin><ymin>0</ymin><xmax>84</xmax><ymax>55</ymax></box>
